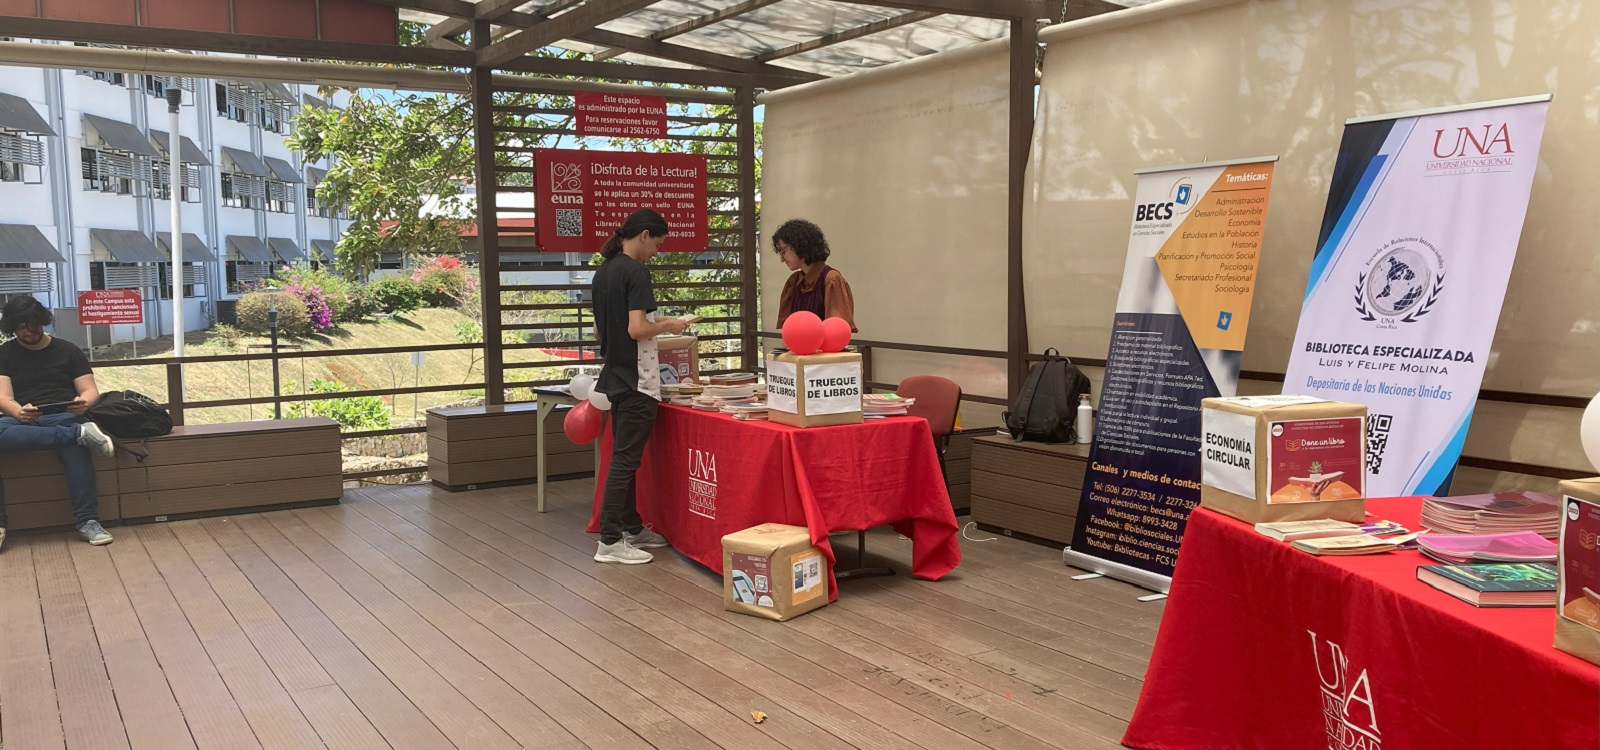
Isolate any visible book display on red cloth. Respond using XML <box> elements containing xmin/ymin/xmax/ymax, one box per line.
<box><xmin>1123</xmin><ymin>497</ymin><xmax>1599</xmax><ymax>750</ymax></box>
<box><xmin>587</xmin><ymin>404</ymin><xmax>961</xmax><ymax>599</ymax></box>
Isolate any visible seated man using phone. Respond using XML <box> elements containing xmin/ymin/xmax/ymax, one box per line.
<box><xmin>0</xmin><ymin>297</ymin><xmax>116</xmax><ymax>551</ymax></box>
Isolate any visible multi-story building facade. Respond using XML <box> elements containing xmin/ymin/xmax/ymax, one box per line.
<box><xmin>0</xmin><ymin>43</ymin><xmax>352</xmax><ymax>347</ymax></box>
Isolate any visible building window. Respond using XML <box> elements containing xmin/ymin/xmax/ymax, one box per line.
<box><xmin>305</xmin><ymin>186</ymin><xmax>325</xmax><ymax>218</ymax></box>
<box><xmin>90</xmin><ymin>262</ymin><xmax>157</xmax><ymax>291</ymax></box>
<box><xmin>225</xmin><ymin>261</ymin><xmax>269</xmax><ymax>293</ymax></box>
<box><xmin>0</xmin><ymin>131</ymin><xmax>44</xmax><ymax>183</ymax></box>
<box><xmin>77</xmin><ymin>69</ymin><xmax>125</xmax><ymax>86</ymax></box>
<box><xmin>154</xmin><ymin>162</ymin><xmax>202</xmax><ymax>203</ymax></box>
<box><xmin>378</xmin><ymin>252</ymin><xmax>403</xmax><ymax>270</ymax></box>
<box><xmin>158</xmin><ymin>262</ymin><xmax>201</xmax><ymax>299</ymax></box>
<box><xmin>215</xmin><ymin>82</ymin><xmax>254</xmax><ymax>123</ymax></box>
<box><xmin>221</xmin><ymin>172</ymin><xmax>265</xmax><ymax>209</ymax></box>
<box><xmin>81</xmin><ymin>147</ymin><xmax>150</xmax><ymax>196</ymax></box>
<box><xmin>260</xmin><ymin>101</ymin><xmax>288</xmax><ymax>134</ymax></box>
<box><xmin>266</xmin><ymin>180</ymin><xmax>295</xmax><ymax>214</ymax></box>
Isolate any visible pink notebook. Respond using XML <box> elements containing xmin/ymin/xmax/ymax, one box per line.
<box><xmin>1417</xmin><ymin>531</ymin><xmax>1558</xmax><ymax>563</ymax></box>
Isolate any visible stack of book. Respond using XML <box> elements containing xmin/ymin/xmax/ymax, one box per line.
<box><xmin>863</xmin><ymin>393</ymin><xmax>915</xmax><ymax>418</ymax></box>
<box><xmin>1254</xmin><ymin>518</ymin><xmax>1408</xmax><ymax>541</ymax></box>
<box><xmin>1290</xmin><ymin>530</ymin><xmax>1424</xmax><ymax>556</ymax></box>
<box><xmin>1420</xmin><ymin>491</ymin><xmax>1561</xmax><ymax>537</ymax></box>
<box><xmin>719</xmin><ymin>403</ymin><xmax>770</xmax><ymax>421</ymax></box>
<box><xmin>1416</xmin><ymin>531</ymin><xmax>1558</xmax><ymax>564</ymax></box>
<box><xmin>1416</xmin><ymin>563</ymin><xmax>1559</xmax><ymax>607</ymax></box>
<box><xmin>661</xmin><ymin>382</ymin><xmax>704</xmax><ymax>406</ymax></box>
<box><xmin>691</xmin><ymin>383</ymin><xmax>763</xmax><ymax>412</ymax></box>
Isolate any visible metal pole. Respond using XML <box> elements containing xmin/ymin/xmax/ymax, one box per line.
<box><xmin>167</xmin><ymin>87</ymin><xmax>185</xmax><ymax>358</ymax></box>
<box><xmin>269</xmin><ymin>305</ymin><xmax>281</xmax><ymax>419</ymax></box>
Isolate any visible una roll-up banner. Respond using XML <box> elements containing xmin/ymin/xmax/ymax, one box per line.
<box><xmin>1283</xmin><ymin>96</ymin><xmax>1551</xmax><ymax>497</ymax></box>
<box><xmin>1062</xmin><ymin>158</ymin><xmax>1278</xmax><ymax>592</ymax></box>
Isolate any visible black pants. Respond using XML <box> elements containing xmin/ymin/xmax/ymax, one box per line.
<box><xmin>599</xmin><ymin>390</ymin><xmax>658</xmax><ymax>544</ymax></box>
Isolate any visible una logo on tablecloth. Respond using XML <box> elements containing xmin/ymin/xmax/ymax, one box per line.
<box><xmin>1309</xmin><ymin>632</ymin><xmax>1381</xmax><ymax>750</ymax></box>
<box><xmin>688</xmin><ymin>448</ymin><xmax>717</xmax><ymax>520</ymax></box>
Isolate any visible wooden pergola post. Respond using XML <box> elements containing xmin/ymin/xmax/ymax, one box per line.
<box><xmin>1006</xmin><ymin>18</ymin><xmax>1037</xmax><ymax>403</ymax></box>
<box><xmin>472</xmin><ymin>20</ymin><xmax>506</xmax><ymax>405</ymax></box>
<box><xmin>736</xmin><ymin>86</ymin><xmax>759</xmax><ymax>373</ymax></box>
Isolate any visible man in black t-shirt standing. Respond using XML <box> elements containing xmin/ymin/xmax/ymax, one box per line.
<box><xmin>591</xmin><ymin>209</ymin><xmax>689</xmax><ymax>564</ymax></box>
<box><xmin>0</xmin><ymin>297</ymin><xmax>117</xmax><ymax>552</ymax></box>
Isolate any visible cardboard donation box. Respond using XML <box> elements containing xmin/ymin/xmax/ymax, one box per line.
<box><xmin>723</xmin><ymin>523</ymin><xmax>829</xmax><ymax>621</ymax></box>
<box><xmin>766</xmin><ymin>351</ymin><xmax>863</xmax><ymax>428</ymax></box>
<box><xmin>1556</xmin><ymin>478</ymin><xmax>1600</xmax><ymax>665</ymax></box>
<box><xmin>658</xmin><ymin>335</ymin><xmax>699</xmax><ymax>383</ymax></box>
<box><xmin>1200</xmin><ymin>395</ymin><xmax>1367</xmax><ymax>524</ymax></box>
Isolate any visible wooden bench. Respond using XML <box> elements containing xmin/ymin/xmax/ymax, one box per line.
<box><xmin>0</xmin><ymin>451</ymin><xmax>120</xmax><ymax>531</ymax></box>
<box><xmin>118</xmin><ymin>418</ymin><xmax>343</xmax><ymax>523</ymax></box>
<box><xmin>427</xmin><ymin>403</ymin><xmax>596</xmax><ymax>492</ymax></box>
<box><xmin>942</xmin><ymin>427</ymin><xmax>996</xmax><ymax>514</ymax></box>
<box><xmin>970</xmin><ymin>435</ymin><xmax>1091</xmax><ymax>546</ymax></box>
<box><xmin>2</xmin><ymin>417</ymin><xmax>343</xmax><ymax>531</ymax></box>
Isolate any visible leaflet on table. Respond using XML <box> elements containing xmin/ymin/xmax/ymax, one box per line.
<box><xmin>1064</xmin><ymin>157</ymin><xmax>1278</xmax><ymax>589</ymax></box>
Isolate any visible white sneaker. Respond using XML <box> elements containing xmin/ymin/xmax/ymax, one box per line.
<box><xmin>0</xmin><ymin>527</ymin><xmax>6</xmax><ymax>552</ymax></box>
<box><xmin>625</xmin><ymin>526</ymin><xmax>669</xmax><ymax>549</ymax></box>
<box><xmin>594</xmin><ymin>539</ymin><xmax>653</xmax><ymax>564</ymax></box>
<box><xmin>77</xmin><ymin>422</ymin><xmax>115</xmax><ymax>457</ymax></box>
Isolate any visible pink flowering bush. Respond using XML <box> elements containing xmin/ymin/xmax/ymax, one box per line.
<box><xmin>410</xmin><ymin>255</ymin><xmax>478</xmax><ymax>308</ymax></box>
<box><xmin>286</xmin><ymin>284</ymin><xmax>334</xmax><ymax>332</ymax></box>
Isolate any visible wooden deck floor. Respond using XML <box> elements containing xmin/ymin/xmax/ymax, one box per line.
<box><xmin>0</xmin><ymin>479</ymin><xmax>1162</xmax><ymax>750</ymax></box>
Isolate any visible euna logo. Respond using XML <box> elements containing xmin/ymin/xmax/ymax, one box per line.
<box><xmin>687</xmin><ymin>448</ymin><xmax>718</xmax><ymax>520</ymax></box>
<box><xmin>551</xmin><ymin>162</ymin><xmax>583</xmax><ymax>193</ymax></box>
<box><xmin>1431</xmin><ymin>123</ymin><xmax>1513</xmax><ymax>159</ymax></box>
<box><xmin>1309</xmin><ymin>632</ymin><xmax>1381</xmax><ymax>750</ymax></box>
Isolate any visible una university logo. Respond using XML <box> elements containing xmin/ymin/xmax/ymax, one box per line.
<box><xmin>687</xmin><ymin>448</ymin><xmax>717</xmax><ymax>520</ymax></box>
<box><xmin>1354</xmin><ymin>238</ymin><xmax>1445</xmax><ymax>327</ymax></box>
<box><xmin>1309</xmin><ymin>631</ymin><xmax>1382</xmax><ymax>750</ymax></box>
<box><xmin>551</xmin><ymin>162</ymin><xmax>583</xmax><ymax>193</ymax></box>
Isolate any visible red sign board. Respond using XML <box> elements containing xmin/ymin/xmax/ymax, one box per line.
<box><xmin>78</xmin><ymin>290</ymin><xmax>143</xmax><ymax>325</ymax></box>
<box><xmin>535</xmin><ymin>148</ymin><xmax>708</xmax><ymax>254</ymax></box>
<box><xmin>575</xmin><ymin>91</ymin><xmax>668</xmax><ymax>138</ymax></box>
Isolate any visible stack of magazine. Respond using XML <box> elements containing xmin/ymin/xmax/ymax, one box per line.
<box><xmin>863</xmin><ymin>393</ymin><xmax>915</xmax><ymax>418</ymax></box>
<box><xmin>1420</xmin><ymin>491</ymin><xmax>1560</xmax><ymax>537</ymax></box>
<box><xmin>1416</xmin><ymin>531</ymin><xmax>1558</xmax><ymax>565</ymax></box>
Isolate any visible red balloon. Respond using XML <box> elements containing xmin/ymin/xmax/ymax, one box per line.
<box><xmin>820</xmin><ymin>317</ymin><xmax>852</xmax><ymax>353</ymax></box>
<box><xmin>782</xmin><ymin>311</ymin><xmax>824</xmax><ymax>355</ymax></box>
<box><xmin>563</xmin><ymin>400</ymin><xmax>604</xmax><ymax>444</ymax></box>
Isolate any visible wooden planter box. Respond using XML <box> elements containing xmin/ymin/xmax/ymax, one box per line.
<box><xmin>970</xmin><ymin>435</ymin><xmax>1090</xmax><ymax>546</ymax></box>
<box><xmin>427</xmin><ymin>403</ymin><xmax>596</xmax><ymax>491</ymax></box>
<box><xmin>943</xmin><ymin>426</ymin><xmax>995</xmax><ymax>514</ymax></box>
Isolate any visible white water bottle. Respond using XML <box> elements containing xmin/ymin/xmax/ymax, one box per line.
<box><xmin>1075</xmin><ymin>395</ymin><xmax>1093</xmax><ymax>444</ymax></box>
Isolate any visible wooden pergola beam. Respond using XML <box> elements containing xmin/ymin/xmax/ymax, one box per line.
<box><xmin>477</xmin><ymin>0</ymin><xmax>661</xmax><ymax>68</ymax></box>
<box><xmin>1065</xmin><ymin>0</ymin><xmax>1126</xmax><ymax>22</ymax></box>
<box><xmin>497</xmin><ymin>55</ymin><xmax>764</xmax><ymax>88</ymax></box>
<box><xmin>577</xmin><ymin>27</ymin><xmax>822</xmax><ymax>81</ymax></box>
<box><xmin>592</xmin><ymin>0</ymin><xmax>781</xmax><ymax>62</ymax></box>
<box><xmin>361</xmin><ymin>0</ymin><xmax>478</xmax><ymax>19</ymax></box>
<box><xmin>0</xmin><ymin>15</ymin><xmax>474</xmax><ymax>67</ymax></box>
<box><xmin>755</xmin><ymin>10</ymin><xmax>937</xmax><ymax>62</ymax></box>
<box><xmin>825</xmin><ymin>0</ymin><xmax>1051</xmax><ymax>20</ymax></box>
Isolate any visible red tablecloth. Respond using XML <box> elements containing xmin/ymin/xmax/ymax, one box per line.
<box><xmin>1123</xmin><ymin>497</ymin><xmax>1599</xmax><ymax>750</ymax></box>
<box><xmin>586</xmin><ymin>405</ymin><xmax>961</xmax><ymax>598</ymax></box>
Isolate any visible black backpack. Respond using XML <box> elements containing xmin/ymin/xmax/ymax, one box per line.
<box><xmin>87</xmin><ymin>390</ymin><xmax>173</xmax><ymax>439</ymax></box>
<box><xmin>1003</xmin><ymin>349</ymin><xmax>1091</xmax><ymax>443</ymax></box>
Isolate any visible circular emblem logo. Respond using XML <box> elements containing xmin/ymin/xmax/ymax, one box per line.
<box><xmin>1571</xmin><ymin>501</ymin><xmax>1583</xmax><ymax>521</ymax></box>
<box><xmin>1363</xmin><ymin>246</ymin><xmax>1430</xmax><ymax>317</ymax></box>
<box><xmin>1271</xmin><ymin>425</ymin><xmax>1284</xmax><ymax>437</ymax></box>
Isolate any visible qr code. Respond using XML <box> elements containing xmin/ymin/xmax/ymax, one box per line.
<box><xmin>556</xmin><ymin>208</ymin><xmax>582</xmax><ymax>237</ymax></box>
<box><xmin>1367</xmin><ymin>413</ymin><xmax>1393</xmax><ymax>475</ymax></box>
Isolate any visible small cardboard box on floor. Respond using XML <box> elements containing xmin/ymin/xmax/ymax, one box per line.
<box><xmin>658</xmin><ymin>335</ymin><xmax>699</xmax><ymax>383</ymax></box>
<box><xmin>1556</xmin><ymin>478</ymin><xmax>1600</xmax><ymax>665</ymax></box>
<box><xmin>1200</xmin><ymin>395</ymin><xmax>1367</xmax><ymax>524</ymax></box>
<box><xmin>723</xmin><ymin>524</ymin><xmax>829</xmax><ymax>621</ymax></box>
<box><xmin>766</xmin><ymin>351</ymin><xmax>862</xmax><ymax>428</ymax></box>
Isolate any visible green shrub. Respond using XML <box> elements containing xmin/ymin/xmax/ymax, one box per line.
<box><xmin>340</xmin><ymin>284</ymin><xmax>380</xmax><ymax>322</ymax></box>
<box><xmin>209</xmin><ymin>324</ymin><xmax>245</xmax><ymax>349</ymax></box>
<box><xmin>235</xmin><ymin>291</ymin><xmax>311</xmax><ymax>338</ymax></box>
<box><xmin>287</xmin><ymin>379</ymin><xmax>390</xmax><ymax>431</ymax></box>
<box><xmin>367</xmin><ymin>276</ymin><xmax>426</xmax><ymax>314</ymax></box>
<box><xmin>415</xmin><ymin>267</ymin><xmax>471</xmax><ymax>307</ymax></box>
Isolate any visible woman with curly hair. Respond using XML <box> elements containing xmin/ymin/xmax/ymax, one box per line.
<box><xmin>773</xmin><ymin>218</ymin><xmax>856</xmax><ymax>331</ymax></box>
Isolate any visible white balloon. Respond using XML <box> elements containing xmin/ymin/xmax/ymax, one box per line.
<box><xmin>1581</xmin><ymin>392</ymin><xmax>1600</xmax><ymax>474</ymax></box>
<box><xmin>589</xmin><ymin>390</ymin><xmax>612</xmax><ymax>411</ymax></box>
<box><xmin>569</xmin><ymin>373</ymin><xmax>594</xmax><ymax>401</ymax></box>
